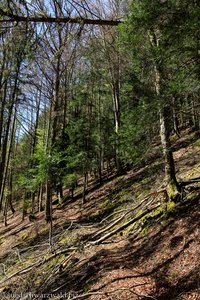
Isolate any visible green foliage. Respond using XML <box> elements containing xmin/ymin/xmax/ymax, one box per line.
<box><xmin>63</xmin><ymin>173</ymin><xmax>77</xmax><ymax>189</ymax></box>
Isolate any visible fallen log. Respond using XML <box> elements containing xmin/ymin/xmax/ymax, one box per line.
<box><xmin>90</xmin><ymin>203</ymin><xmax>160</xmax><ymax>245</ymax></box>
<box><xmin>179</xmin><ymin>176</ymin><xmax>200</xmax><ymax>187</ymax></box>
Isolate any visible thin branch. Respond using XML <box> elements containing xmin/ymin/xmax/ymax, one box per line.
<box><xmin>67</xmin><ymin>284</ymin><xmax>157</xmax><ymax>300</ymax></box>
<box><xmin>0</xmin><ymin>248</ymin><xmax>76</xmax><ymax>285</ymax></box>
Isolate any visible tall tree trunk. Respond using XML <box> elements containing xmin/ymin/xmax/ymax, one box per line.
<box><xmin>0</xmin><ymin>107</ymin><xmax>17</xmax><ymax>211</ymax></box>
<box><xmin>151</xmin><ymin>31</ymin><xmax>181</xmax><ymax>200</ymax></box>
<box><xmin>159</xmin><ymin>108</ymin><xmax>181</xmax><ymax>200</ymax></box>
<box><xmin>82</xmin><ymin>172</ymin><xmax>88</xmax><ymax>204</ymax></box>
<box><xmin>30</xmin><ymin>89</ymin><xmax>41</xmax><ymax>213</ymax></box>
<box><xmin>4</xmin><ymin>196</ymin><xmax>8</xmax><ymax>227</ymax></box>
<box><xmin>172</xmin><ymin>97</ymin><xmax>181</xmax><ymax>137</ymax></box>
<box><xmin>38</xmin><ymin>183</ymin><xmax>43</xmax><ymax>212</ymax></box>
<box><xmin>45</xmin><ymin>101</ymin><xmax>52</xmax><ymax>221</ymax></box>
<box><xmin>45</xmin><ymin>179</ymin><xmax>52</xmax><ymax>223</ymax></box>
<box><xmin>112</xmin><ymin>82</ymin><xmax>123</xmax><ymax>175</ymax></box>
<box><xmin>8</xmin><ymin>169</ymin><xmax>15</xmax><ymax>214</ymax></box>
<box><xmin>0</xmin><ymin>60</ymin><xmax>20</xmax><ymax>209</ymax></box>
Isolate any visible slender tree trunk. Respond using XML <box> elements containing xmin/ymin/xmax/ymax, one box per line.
<box><xmin>172</xmin><ymin>97</ymin><xmax>181</xmax><ymax>137</ymax></box>
<box><xmin>0</xmin><ymin>57</ymin><xmax>21</xmax><ymax>209</ymax></box>
<box><xmin>58</xmin><ymin>181</ymin><xmax>63</xmax><ymax>203</ymax></box>
<box><xmin>8</xmin><ymin>169</ymin><xmax>15</xmax><ymax>214</ymax></box>
<box><xmin>4</xmin><ymin>196</ymin><xmax>8</xmax><ymax>227</ymax></box>
<box><xmin>0</xmin><ymin>50</ymin><xmax>7</xmax><ymax>151</ymax></box>
<box><xmin>0</xmin><ymin>107</ymin><xmax>17</xmax><ymax>211</ymax></box>
<box><xmin>22</xmin><ymin>192</ymin><xmax>27</xmax><ymax>221</ymax></box>
<box><xmin>38</xmin><ymin>183</ymin><xmax>43</xmax><ymax>212</ymax></box>
<box><xmin>98</xmin><ymin>158</ymin><xmax>103</xmax><ymax>185</ymax></box>
<box><xmin>45</xmin><ymin>179</ymin><xmax>52</xmax><ymax>223</ymax></box>
<box><xmin>112</xmin><ymin>81</ymin><xmax>123</xmax><ymax>175</ymax></box>
<box><xmin>45</xmin><ymin>180</ymin><xmax>53</xmax><ymax>245</ymax></box>
<box><xmin>191</xmin><ymin>96</ymin><xmax>199</xmax><ymax>130</ymax></box>
<box><xmin>82</xmin><ymin>172</ymin><xmax>88</xmax><ymax>204</ymax></box>
<box><xmin>45</xmin><ymin>101</ymin><xmax>52</xmax><ymax>221</ymax></box>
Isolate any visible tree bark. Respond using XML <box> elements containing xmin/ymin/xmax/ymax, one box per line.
<box><xmin>82</xmin><ymin>172</ymin><xmax>88</xmax><ymax>204</ymax></box>
<box><xmin>0</xmin><ymin>9</ymin><xmax>121</xmax><ymax>26</ymax></box>
<box><xmin>0</xmin><ymin>107</ymin><xmax>17</xmax><ymax>211</ymax></box>
<box><xmin>45</xmin><ymin>180</ymin><xmax>52</xmax><ymax>223</ymax></box>
<box><xmin>159</xmin><ymin>108</ymin><xmax>181</xmax><ymax>200</ymax></box>
<box><xmin>38</xmin><ymin>183</ymin><xmax>44</xmax><ymax>212</ymax></box>
<box><xmin>151</xmin><ymin>30</ymin><xmax>181</xmax><ymax>201</ymax></box>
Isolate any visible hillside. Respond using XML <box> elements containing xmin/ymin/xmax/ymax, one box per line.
<box><xmin>0</xmin><ymin>129</ymin><xmax>199</xmax><ymax>300</ymax></box>
<box><xmin>1</xmin><ymin>2</ymin><xmax>200</xmax><ymax>300</ymax></box>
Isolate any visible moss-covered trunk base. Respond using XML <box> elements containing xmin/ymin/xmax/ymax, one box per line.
<box><xmin>167</xmin><ymin>180</ymin><xmax>181</xmax><ymax>202</ymax></box>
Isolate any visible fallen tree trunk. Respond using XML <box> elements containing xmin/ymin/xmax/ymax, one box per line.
<box><xmin>179</xmin><ymin>177</ymin><xmax>200</xmax><ymax>187</ymax></box>
<box><xmin>90</xmin><ymin>203</ymin><xmax>160</xmax><ymax>245</ymax></box>
<box><xmin>92</xmin><ymin>189</ymin><xmax>167</xmax><ymax>240</ymax></box>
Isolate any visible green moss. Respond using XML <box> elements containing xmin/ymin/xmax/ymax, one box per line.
<box><xmin>167</xmin><ymin>181</ymin><xmax>181</xmax><ymax>202</ymax></box>
<box><xmin>115</xmin><ymin>175</ymin><xmax>125</xmax><ymax>183</ymax></box>
<box><xmin>0</xmin><ymin>237</ymin><xmax>5</xmax><ymax>245</ymax></box>
<box><xmin>58</xmin><ymin>197</ymin><xmax>65</xmax><ymax>205</ymax></box>
<box><xmin>17</xmin><ymin>233</ymin><xmax>28</xmax><ymax>242</ymax></box>
<box><xmin>59</xmin><ymin>236</ymin><xmax>72</xmax><ymax>245</ymax></box>
<box><xmin>140</xmin><ymin>177</ymin><xmax>151</xmax><ymax>185</ymax></box>
<box><xmin>194</xmin><ymin>139</ymin><xmax>200</xmax><ymax>147</ymax></box>
<box><xmin>82</xmin><ymin>284</ymin><xmax>90</xmax><ymax>293</ymax></box>
<box><xmin>140</xmin><ymin>227</ymin><xmax>149</xmax><ymax>236</ymax></box>
<box><xmin>98</xmin><ymin>189</ymin><xmax>132</xmax><ymax>214</ymax></box>
<box><xmin>99</xmin><ymin>198</ymin><xmax>115</xmax><ymax>211</ymax></box>
<box><xmin>187</xmin><ymin>165</ymin><xmax>200</xmax><ymax>178</ymax></box>
<box><xmin>187</xmin><ymin>193</ymin><xmax>198</xmax><ymax>201</ymax></box>
<box><xmin>118</xmin><ymin>191</ymin><xmax>132</xmax><ymax>203</ymax></box>
<box><xmin>170</xmin><ymin>134</ymin><xmax>178</xmax><ymax>142</ymax></box>
<box><xmin>166</xmin><ymin>201</ymin><xmax>175</xmax><ymax>211</ymax></box>
<box><xmin>42</xmin><ymin>256</ymin><xmax>65</xmax><ymax>272</ymax></box>
<box><xmin>135</xmin><ymin>209</ymin><xmax>143</xmax><ymax>218</ymax></box>
<box><xmin>141</xmin><ymin>207</ymin><xmax>164</xmax><ymax>225</ymax></box>
<box><xmin>151</xmin><ymin>207</ymin><xmax>164</xmax><ymax>218</ymax></box>
<box><xmin>160</xmin><ymin>220</ymin><xmax>167</xmax><ymax>227</ymax></box>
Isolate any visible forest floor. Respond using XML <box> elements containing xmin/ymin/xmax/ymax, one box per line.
<box><xmin>0</xmin><ymin>128</ymin><xmax>199</xmax><ymax>300</ymax></box>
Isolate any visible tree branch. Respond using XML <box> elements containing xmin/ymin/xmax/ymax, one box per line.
<box><xmin>90</xmin><ymin>203</ymin><xmax>160</xmax><ymax>245</ymax></box>
<box><xmin>0</xmin><ymin>9</ymin><xmax>122</xmax><ymax>26</ymax></box>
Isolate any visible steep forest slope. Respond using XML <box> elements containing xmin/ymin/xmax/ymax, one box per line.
<box><xmin>0</xmin><ymin>2</ymin><xmax>200</xmax><ymax>300</ymax></box>
<box><xmin>0</xmin><ymin>129</ymin><xmax>199</xmax><ymax>300</ymax></box>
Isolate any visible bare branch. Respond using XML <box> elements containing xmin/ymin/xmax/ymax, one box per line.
<box><xmin>0</xmin><ymin>8</ymin><xmax>122</xmax><ymax>26</ymax></box>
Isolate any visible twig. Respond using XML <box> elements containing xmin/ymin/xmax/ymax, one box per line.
<box><xmin>15</xmin><ymin>248</ymin><xmax>22</xmax><ymax>263</ymax></box>
<box><xmin>37</xmin><ymin>251</ymin><xmax>76</xmax><ymax>292</ymax></box>
<box><xmin>67</xmin><ymin>284</ymin><xmax>156</xmax><ymax>300</ymax></box>
<box><xmin>0</xmin><ymin>247</ymin><xmax>76</xmax><ymax>285</ymax></box>
<box><xmin>0</xmin><ymin>263</ymin><xmax>7</xmax><ymax>276</ymax></box>
<box><xmin>18</xmin><ymin>243</ymin><xmax>50</xmax><ymax>254</ymax></box>
<box><xmin>99</xmin><ymin>207</ymin><xmax>131</xmax><ymax>224</ymax></box>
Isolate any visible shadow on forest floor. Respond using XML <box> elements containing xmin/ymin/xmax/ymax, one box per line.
<box><xmin>0</xmin><ymin>128</ymin><xmax>199</xmax><ymax>299</ymax></box>
<box><xmin>41</xmin><ymin>195</ymin><xmax>200</xmax><ymax>299</ymax></box>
